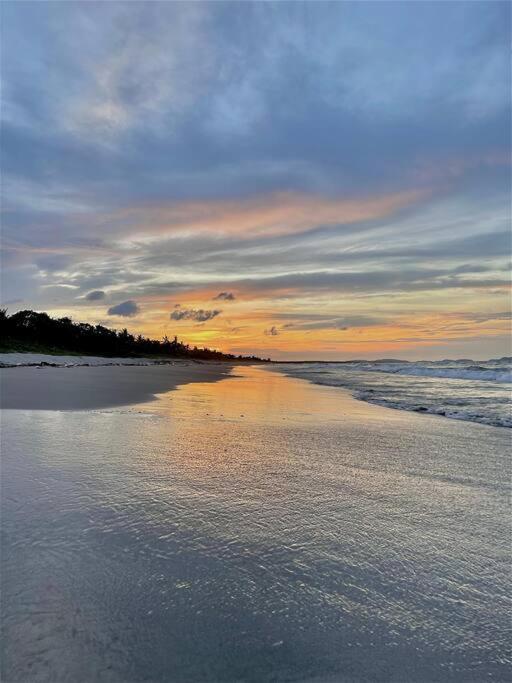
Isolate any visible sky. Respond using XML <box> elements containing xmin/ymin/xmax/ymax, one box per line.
<box><xmin>1</xmin><ymin>1</ymin><xmax>511</xmax><ymax>360</ymax></box>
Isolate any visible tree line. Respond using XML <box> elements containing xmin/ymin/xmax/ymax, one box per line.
<box><xmin>0</xmin><ymin>309</ymin><xmax>268</xmax><ymax>362</ymax></box>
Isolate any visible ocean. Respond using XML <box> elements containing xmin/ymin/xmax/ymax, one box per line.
<box><xmin>276</xmin><ymin>357</ymin><xmax>512</xmax><ymax>428</ymax></box>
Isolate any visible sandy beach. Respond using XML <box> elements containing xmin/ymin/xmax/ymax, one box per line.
<box><xmin>3</xmin><ymin>1</ymin><xmax>510</xmax><ymax>680</ymax></box>
<box><xmin>1</xmin><ymin>363</ymin><xmax>510</xmax><ymax>682</ymax></box>
<box><xmin>0</xmin><ymin>362</ymin><xmax>233</xmax><ymax>411</ymax></box>
<box><xmin>0</xmin><ymin>352</ymin><xmax>190</xmax><ymax>367</ymax></box>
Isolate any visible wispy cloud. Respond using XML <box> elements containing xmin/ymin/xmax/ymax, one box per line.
<box><xmin>113</xmin><ymin>190</ymin><xmax>428</xmax><ymax>240</ymax></box>
<box><xmin>65</xmin><ymin>4</ymin><xmax>213</xmax><ymax>141</ymax></box>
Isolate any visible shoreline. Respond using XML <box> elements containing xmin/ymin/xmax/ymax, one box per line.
<box><xmin>2</xmin><ymin>353</ymin><xmax>509</xmax><ymax>429</ymax></box>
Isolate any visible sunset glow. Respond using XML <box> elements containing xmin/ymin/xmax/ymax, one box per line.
<box><xmin>1</xmin><ymin>2</ymin><xmax>510</xmax><ymax>359</ymax></box>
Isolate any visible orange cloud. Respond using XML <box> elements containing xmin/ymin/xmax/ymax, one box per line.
<box><xmin>115</xmin><ymin>189</ymin><xmax>428</xmax><ymax>240</ymax></box>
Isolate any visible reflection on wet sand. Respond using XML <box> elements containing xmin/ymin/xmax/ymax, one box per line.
<box><xmin>2</xmin><ymin>366</ymin><xmax>510</xmax><ymax>682</ymax></box>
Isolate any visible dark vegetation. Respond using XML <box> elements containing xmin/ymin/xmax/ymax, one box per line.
<box><xmin>0</xmin><ymin>309</ymin><xmax>268</xmax><ymax>362</ymax></box>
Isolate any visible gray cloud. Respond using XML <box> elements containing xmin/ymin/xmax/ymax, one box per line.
<box><xmin>2</xmin><ymin>1</ymin><xmax>509</xmax><ymax>222</ymax></box>
<box><xmin>77</xmin><ymin>212</ymin><xmax>508</xmax><ymax>293</ymax></box>
<box><xmin>84</xmin><ymin>290</ymin><xmax>106</xmax><ymax>301</ymax></box>
<box><xmin>264</xmin><ymin>326</ymin><xmax>279</xmax><ymax>336</ymax></box>
<box><xmin>60</xmin><ymin>259</ymin><xmax>507</xmax><ymax>308</ymax></box>
<box><xmin>170</xmin><ymin>308</ymin><xmax>221</xmax><ymax>322</ymax></box>
<box><xmin>213</xmin><ymin>291</ymin><xmax>235</xmax><ymax>301</ymax></box>
<box><xmin>231</xmin><ymin>265</ymin><xmax>508</xmax><ymax>296</ymax></box>
<box><xmin>107</xmin><ymin>300</ymin><xmax>140</xmax><ymax>317</ymax></box>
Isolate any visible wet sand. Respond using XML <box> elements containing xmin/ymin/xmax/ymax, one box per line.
<box><xmin>2</xmin><ymin>365</ymin><xmax>510</xmax><ymax>682</ymax></box>
<box><xmin>0</xmin><ymin>362</ymin><xmax>233</xmax><ymax>411</ymax></box>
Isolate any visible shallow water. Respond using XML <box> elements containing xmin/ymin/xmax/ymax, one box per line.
<box><xmin>1</xmin><ymin>366</ymin><xmax>511</xmax><ymax>682</ymax></box>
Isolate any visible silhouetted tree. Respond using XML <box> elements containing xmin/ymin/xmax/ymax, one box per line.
<box><xmin>0</xmin><ymin>309</ymin><xmax>267</xmax><ymax>362</ymax></box>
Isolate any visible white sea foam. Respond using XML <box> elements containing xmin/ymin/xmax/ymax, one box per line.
<box><xmin>345</xmin><ymin>361</ymin><xmax>512</xmax><ymax>383</ymax></box>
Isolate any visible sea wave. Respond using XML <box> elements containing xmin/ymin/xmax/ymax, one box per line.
<box><xmin>346</xmin><ymin>362</ymin><xmax>512</xmax><ymax>383</ymax></box>
<box><xmin>354</xmin><ymin>391</ymin><xmax>512</xmax><ymax>429</ymax></box>
<box><xmin>277</xmin><ymin>358</ymin><xmax>512</xmax><ymax>428</ymax></box>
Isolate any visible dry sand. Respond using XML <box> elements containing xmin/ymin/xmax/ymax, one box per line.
<box><xmin>0</xmin><ymin>362</ymin><xmax>233</xmax><ymax>410</ymax></box>
<box><xmin>0</xmin><ymin>352</ymin><xmax>189</xmax><ymax>367</ymax></box>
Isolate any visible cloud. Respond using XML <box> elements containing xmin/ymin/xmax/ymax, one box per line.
<box><xmin>84</xmin><ymin>289</ymin><xmax>106</xmax><ymax>301</ymax></box>
<box><xmin>60</xmin><ymin>3</ymin><xmax>213</xmax><ymax>140</ymax></box>
<box><xmin>170</xmin><ymin>308</ymin><xmax>221</xmax><ymax>322</ymax></box>
<box><xmin>264</xmin><ymin>326</ymin><xmax>279</xmax><ymax>336</ymax></box>
<box><xmin>232</xmin><ymin>265</ymin><xmax>508</xmax><ymax>297</ymax></box>
<box><xmin>1</xmin><ymin>2</ymin><xmax>510</xmax><ymax>360</ymax></box>
<box><xmin>283</xmin><ymin>315</ymin><xmax>387</xmax><ymax>331</ymax></box>
<box><xmin>213</xmin><ymin>291</ymin><xmax>235</xmax><ymax>300</ymax></box>
<box><xmin>113</xmin><ymin>189</ymin><xmax>427</xmax><ymax>241</ymax></box>
<box><xmin>107</xmin><ymin>300</ymin><xmax>139</xmax><ymax>316</ymax></box>
<box><xmin>1</xmin><ymin>2</ymin><xmax>508</xmax><ymax>233</ymax></box>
